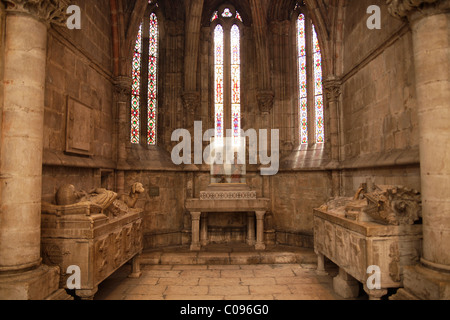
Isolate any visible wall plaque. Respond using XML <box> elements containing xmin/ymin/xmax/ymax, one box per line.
<box><xmin>65</xmin><ymin>96</ymin><xmax>94</xmax><ymax>156</ymax></box>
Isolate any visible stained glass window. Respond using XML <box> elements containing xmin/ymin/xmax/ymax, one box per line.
<box><xmin>211</xmin><ymin>11</ymin><xmax>219</xmax><ymax>22</ymax></box>
<box><xmin>312</xmin><ymin>25</ymin><xmax>324</xmax><ymax>144</ymax></box>
<box><xmin>214</xmin><ymin>24</ymin><xmax>224</xmax><ymax>140</ymax></box>
<box><xmin>231</xmin><ymin>24</ymin><xmax>241</xmax><ymax>143</ymax></box>
<box><xmin>148</xmin><ymin>13</ymin><xmax>158</xmax><ymax>145</ymax></box>
<box><xmin>235</xmin><ymin>11</ymin><xmax>243</xmax><ymax>22</ymax></box>
<box><xmin>131</xmin><ymin>23</ymin><xmax>143</xmax><ymax>144</ymax></box>
<box><xmin>222</xmin><ymin>8</ymin><xmax>233</xmax><ymax>18</ymax></box>
<box><xmin>297</xmin><ymin>14</ymin><xmax>308</xmax><ymax>145</ymax></box>
<box><xmin>213</xmin><ymin>9</ymin><xmax>242</xmax><ymax>145</ymax></box>
<box><xmin>131</xmin><ymin>12</ymin><xmax>159</xmax><ymax>145</ymax></box>
<box><xmin>297</xmin><ymin>12</ymin><xmax>324</xmax><ymax>145</ymax></box>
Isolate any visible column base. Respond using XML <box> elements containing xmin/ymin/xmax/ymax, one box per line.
<box><xmin>190</xmin><ymin>244</ymin><xmax>201</xmax><ymax>251</ymax></box>
<box><xmin>255</xmin><ymin>243</ymin><xmax>266</xmax><ymax>251</ymax></box>
<box><xmin>0</xmin><ymin>264</ymin><xmax>63</xmax><ymax>300</ymax></box>
<box><xmin>394</xmin><ymin>263</ymin><xmax>450</xmax><ymax>300</ymax></box>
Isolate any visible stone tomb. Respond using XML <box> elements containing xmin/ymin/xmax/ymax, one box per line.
<box><xmin>313</xmin><ymin>185</ymin><xmax>423</xmax><ymax>300</ymax></box>
<box><xmin>40</xmin><ymin>184</ymin><xmax>144</xmax><ymax>299</ymax></box>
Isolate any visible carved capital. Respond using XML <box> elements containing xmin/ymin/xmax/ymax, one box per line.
<box><xmin>182</xmin><ymin>91</ymin><xmax>200</xmax><ymax>115</ymax></box>
<box><xmin>323</xmin><ymin>78</ymin><xmax>342</xmax><ymax>103</ymax></box>
<box><xmin>257</xmin><ymin>90</ymin><xmax>274</xmax><ymax>115</ymax></box>
<box><xmin>114</xmin><ymin>76</ymin><xmax>132</xmax><ymax>101</ymax></box>
<box><xmin>2</xmin><ymin>0</ymin><xmax>69</xmax><ymax>26</ymax></box>
<box><xmin>386</xmin><ymin>0</ymin><xmax>443</xmax><ymax>19</ymax></box>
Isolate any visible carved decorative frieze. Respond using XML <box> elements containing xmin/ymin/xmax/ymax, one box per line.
<box><xmin>200</xmin><ymin>190</ymin><xmax>257</xmax><ymax>200</ymax></box>
<box><xmin>386</xmin><ymin>0</ymin><xmax>441</xmax><ymax>18</ymax></box>
<box><xmin>2</xmin><ymin>0</ymin><xmax>69</xmax><ymax>26</ymax></box>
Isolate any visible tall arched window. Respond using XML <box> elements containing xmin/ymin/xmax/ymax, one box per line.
<box><xmin>211</xmin><ymin>6</ymin><xmax>243</xmax><ymax>145</ymax></box>
<box><xmin>297</xmin><ymin>11</ymin><xmax>324</xmax><ymax>145</ymax></box>
<box><xmin>131</xmin><ymin>12</ymin><xmax>159</xmax><ymax>145</ymax></box>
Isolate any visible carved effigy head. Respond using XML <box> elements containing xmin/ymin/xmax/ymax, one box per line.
<box><xmin>55</xmin><ymin>184</ymin><xmax>78</xmax><ymax>205</ymax></box>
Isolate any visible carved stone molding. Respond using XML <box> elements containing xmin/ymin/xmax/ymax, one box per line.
<box><xmin>199</xmin><ymin>190</ymin><xmax>257</xmax><ymax>200</ymax></box>
<box><xmin>2</xmin><ymin>0</ymin><xmax>69</xmax><ymax>26</ymax></box>
<box><xmin>386</xmin><ymin>0</ymin><xmax>442</xmax><ymax>19</ymax></box>
<box><xmin>182</xmin><ymin>91</ymin><xmax>200</xmax><ymax>115</ymax></box>
<box><xmin>257</xmin><ymin>90</ymin><xmax>274</xmax><ymax>115</ymax></box>
<box><xmin>323</xmin><ymin>78</ymin><xmax>342</xmax><ymax>103</ymax></box>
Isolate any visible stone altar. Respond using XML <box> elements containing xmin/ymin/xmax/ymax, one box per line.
<box><xmin>313</xmin><ymin>184</ymin><xmax>423</xmax><ymax>300</ymax></box>
<box><xmin>41</xmin><ymin>183</ymin><xmax>145</xmax><ymax>299</ymax></box>
<box><xmin>186</xmin><ymin>184</ymin><xmax>269</xmax><ymax>251</ymax></box>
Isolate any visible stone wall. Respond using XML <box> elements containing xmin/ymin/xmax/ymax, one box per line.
<box><xmin>0</xmin><ymin>3</ymin><xmax>4</xmax><ymax>157</ymax></box>
<box><xmin>272</xmin><ymin>171</ymin><xmax>331</xmax><ymax>248</ymax></box>
<box><xmin>43</xmin><ymin>0</ymin><xmax>115</xmax><ymax>195</ymax></box>
<box><xmin>340</xmin><ymin>0</ymin><xmax>421</xmax><ymax>195</ymax></box>
<box><xmin>124</xmin><ymin>170</ymin><xmax>186</xmax><ymax>249</ymax></box>
<box><xmin>37</xmin><ymin>1</ymin><xmax>424</xmax><ymax>251</ymax></box>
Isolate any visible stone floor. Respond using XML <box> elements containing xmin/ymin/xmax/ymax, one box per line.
<box><xmin>94</xmin><ymin>244</ymin><xmax>367</xmax><ymax>300</ymax></box>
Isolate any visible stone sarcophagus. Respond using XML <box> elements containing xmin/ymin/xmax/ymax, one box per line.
<box><xmin>41</xmin><ymin>183</ymin><xmax>145</xmax><ymax>299</ymax></box>
<box><xmin>313</xmin><ymin>184</ymin><xmax>423</xmax><ymax>300</ymax></box>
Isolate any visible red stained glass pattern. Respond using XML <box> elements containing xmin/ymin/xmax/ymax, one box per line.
<box><xmin>131</xmin><ymin>23</ymin><xmax>142</xmax><ymax>144</ymax></box>
<box><xmin>148</xmin><ymin>13</ymin><xmax>158</xmax><ymax>145</ymax></box>
<box><xmin>214</xmin><ymin>25</ymin><xmax>224</xmax><ymax>139</ymax></box>
<box><xmin>313</xmin><ymin>25</ymin><xmax>324</xmax><ymax>144</ymax></box>
<box><xmin>298</xmin><ymin>14</ymin><xmax>308</xmax><ymax>145</ymax></box>
<box><xmin>231</xmin><ymin>25</ymin><xmax>241</xmax><ymax>143</ymax></box>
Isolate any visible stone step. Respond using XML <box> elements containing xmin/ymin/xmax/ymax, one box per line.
<box><xmin>141</xmin><ymin>244</ymin><xmax>318</xmax><ymax>266</ymax></box>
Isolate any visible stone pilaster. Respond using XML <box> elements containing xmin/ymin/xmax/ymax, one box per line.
<box><xmin>114</xmin><ymin>76</ymin><xmax>132</xmax><ymax>195</ymax></box>
<box><xmin>0</xmin><ymin>0</ymin><xmax>70</xmax><ymax>300</ymax></box>
<box><xmin>324</xmin><ymin>77</ymin><xmax>342</xmax><ymax>197</ymax></box>
<box><xmin>386</xmin><ymin>0</ymin><xmax>450</xmax><ymax>300</ymax></box>
<box><xmin>323</xmin><ymin>77</ymin><xmax>342</xmax><ymax>162</ymax></box>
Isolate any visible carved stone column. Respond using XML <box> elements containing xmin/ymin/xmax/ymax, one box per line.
<box><xmin>200</xmin><ymin>213</ymin><xmax>209</xmax><ymax>246</ymax></box>
<box><xmin>324</xmin><ymin>77</ymin><xmax>342</xmax><ymax>197</ymax></box>
<box><xmin>190</xmin><ymin>211</ymin><xmax>202</xmax><ymax>251</ymax></box>
<box><xmin>255</xmin><ymin>211</ymin><xmax>266</xmax><ymax>250</ymax></box>
<box><xmin>323</xmin><ymin>77</ymin><xmax>342</xmax><ymax>162</ymax></box>
<box><xmin>387</xmin><ymin>0</ymin><xmax>450</xmax><ymax>300</ymax></box>
<box><xmin>246</xmin><ymin>212</ymin><xmax>256</xmax><ymax>246</ymax></box>
<box><xmin>0</xmin><ymin>0</ymin><xmax>70</xmax><ymax>300</ymax></box>
<box><xmin>257</xmin><ymin>90</ymin><xmax>274</xmax><ymax>171</ymax></box>
<box><xmin>182</xmin><ymin>91</ymin><xmax>200</xmax><ymax>129</ymax></box>
<box><xmin>114</xmin><ymin>76</ymin><xmax>132</xmax><ymax>195</ymax></box>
